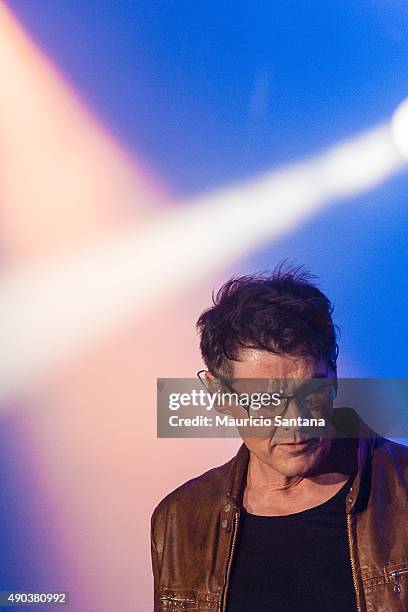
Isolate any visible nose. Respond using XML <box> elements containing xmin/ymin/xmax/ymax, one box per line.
<box><xmin>274</xmin><ymin>396</ymin><xmax>305</xmax><ymax>442</ymax></box>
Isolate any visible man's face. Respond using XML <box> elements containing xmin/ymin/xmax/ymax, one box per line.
<box><xmin>230</xmin><ymin>349</ymin><xmax>336</xmax><ymax>478</ymax></box>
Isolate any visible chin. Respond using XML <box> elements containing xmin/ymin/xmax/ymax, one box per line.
<box><xmin>276</xmin><ymin>457</ymin><xmax>319</xmax><ymax>477</ymax></box>
<box><xmin>268</xmin><ymin>441</ymin><xmax>327</xmax><ymax>476</ymax></box>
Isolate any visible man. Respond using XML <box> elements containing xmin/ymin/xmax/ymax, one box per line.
<box><xmin>151</xmin><ymin>266</ymin><xmax>408</xmax><ymax>611</ymax></box>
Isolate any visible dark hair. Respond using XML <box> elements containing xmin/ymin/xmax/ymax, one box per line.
<box><xmin>197</xmin><ymin>263</ymin><xmax>338</xmax><ymax>378</ymax></box>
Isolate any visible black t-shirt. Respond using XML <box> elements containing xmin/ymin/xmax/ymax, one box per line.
<box><xmin>226</xmin><ymin>477</ymin><xmax>357</xmax><ymax>612</ymax></box>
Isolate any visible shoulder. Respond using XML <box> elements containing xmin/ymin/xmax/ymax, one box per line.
<box><xmin>374</xmin><ymin>437</ymin><xmax>408</xmax><ymax>460</ymax></box>
<box><xmin>372</xmin><ymin>437</ymin><xmax>408</xmax><ymax>477</ymax></box>
<box><xmin>151</xmin><ymin>454</ymin><xmax>234</xmax><ymax>527</ymax></box>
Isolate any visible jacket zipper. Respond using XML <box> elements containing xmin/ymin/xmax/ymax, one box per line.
<box><xmin>389</xmin><ymin>568</ymin><xmax>408</xmax><ymax>594</ymax></box>
<box><xmin>160</xmin><ymin>595</ymin><xmax>196</xmax><ymax>604</ymax></box>
<box><xmin>221</xmin><ymin>510</ymin><xmax>240</xmax><ymax>612</ymax></box>
<box><xmin>346</xmin><ymin>512</ymin><xmax>361</xmax><ymax>612</ymax></box>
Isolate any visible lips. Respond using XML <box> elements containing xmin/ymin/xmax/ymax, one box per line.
<box><xmin>276</xmin><ymin>438</ymin><xmax>318</xmax><ymax>452</ymax></box>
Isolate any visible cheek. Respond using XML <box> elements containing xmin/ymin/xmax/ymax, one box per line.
<box><xmin>240</xmin><ymin>436</ymin><xmax>275</xmax><ymax>458</ymax></box>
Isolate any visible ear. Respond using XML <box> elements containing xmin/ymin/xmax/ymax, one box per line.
<box><xmin>204</xmin><ymin>370</ymin><xmax>221</xmax><ymax>394</ymax></box>
<box><xmin>204</xmin><ymin>371</ymin><xmax>235</xmax><ymax>416</ymax></box>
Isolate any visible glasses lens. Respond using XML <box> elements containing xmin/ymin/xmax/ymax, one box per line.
<box><xmin>299</xmin><ymin>384</ymin><xmax>336</xmax><ymax>413</ymax></box>
<box><xmin>248</xmin><ymin>397</ymin><xmax>288</xmax><ymax>419</ymax></box>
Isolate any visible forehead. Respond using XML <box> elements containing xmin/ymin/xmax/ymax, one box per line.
<box><xmin>231</xmin><ymin>349</ymin><xmax>327</xmax><ymax>379</ymax></box>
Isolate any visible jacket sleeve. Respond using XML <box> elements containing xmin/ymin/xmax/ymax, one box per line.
<box><xmin>151</xmin><ymin>508</ymin><xmax>161</xmax><ymax>611</ymax></box>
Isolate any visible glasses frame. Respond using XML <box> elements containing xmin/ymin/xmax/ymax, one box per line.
<box><xmin>197</xmin><ymin>369</ymin><xmax>338</xmax><ymax>417</ymax></box>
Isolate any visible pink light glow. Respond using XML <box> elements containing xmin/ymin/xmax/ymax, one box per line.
<box><xmin>0</xmin><ymin>4</ymin><xmax>237</xmax><ymax>609</ymax></box>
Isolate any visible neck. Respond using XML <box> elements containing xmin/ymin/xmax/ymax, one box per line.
<box><xmin>247</xmin><ymin>453</ymin><xmax>344</xmax><ymax>493</ymax></box>
<box><xmin>247</xmin><ymin>453</ymin><xmax>305</xmax><ymax>492</ymax></box>
<box><xmin>243</xmin><ymin>441</ymin><xmax>356</xmax><ymax>515</ymax></box>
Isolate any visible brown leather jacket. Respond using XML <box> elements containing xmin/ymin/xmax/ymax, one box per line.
<box><xmin>151</xmin><ymin>434</ymin><xmax>408</xmax><ymax>611</ymax></box>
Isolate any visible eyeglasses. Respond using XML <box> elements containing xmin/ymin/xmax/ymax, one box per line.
<box><xmin>197</xmin><ymin>370</ymin><xmax>337</xmax><ymax>418</ymax></box>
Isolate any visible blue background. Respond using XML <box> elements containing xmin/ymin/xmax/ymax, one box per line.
<box><xmin>8</xmin><ymin>0</ymin><xmax>408</xmax><ymax>373</ymax></box>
